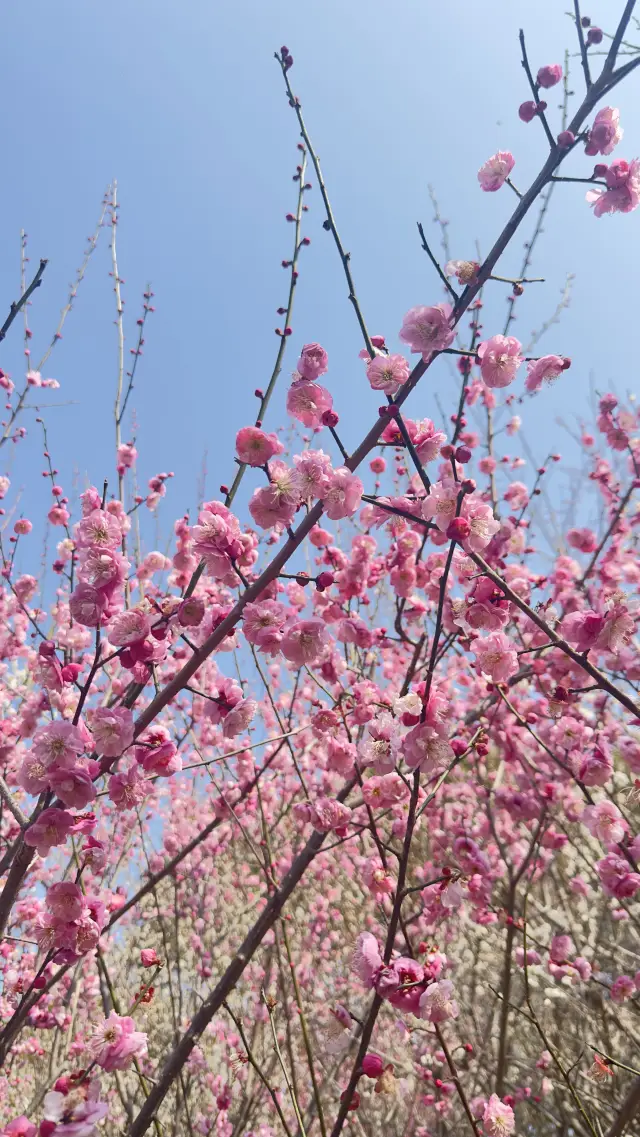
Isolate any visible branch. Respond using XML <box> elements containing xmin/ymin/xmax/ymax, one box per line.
<box><xmin>602</xmin><ymin>0</ymin><xmax>639</xmax><ymax>74</ymax></box>
<box><xmin>519</xmin><ymin>29</ymin><xmax>556</xmax><ymax>147</ymax></box>
<box><xmin>417</xmin><ymin>221</ymin><xmax>459</xmax><ymax>302</ymax></box>
<box><xmin>468</xmin><ymin>551</ymin><xmax>640</xmax><ymax>720</ymax></box>
<box><xmin>0</xmin><ymin>258</ymin><xmax>48</xmax><ymax>344</ymax></box>
<box><xmin>126</xmin><ymin>777</ymin><xmax>357</xmax><ymax>1136</ymax></box>
<box><xmin>573</xmin><ymin>0</ymin><xmax>592</xmax><ymax>87</ymax></box>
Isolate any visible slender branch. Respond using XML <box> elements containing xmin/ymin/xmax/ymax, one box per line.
<box><xmin>574</xmin><ymin>0</ymin><xmax>592</xmax><ymax>87</ymax></box>
<box><xmin>277</xmin><ymin>54</ymin><xmax>375</xmax><ymax>358</ymax></box>
<box><xmin>603</xmin><ymin>0</ymin><xmax>638</xmax><ymax>74</ymax></box>
<box><xmin>416</xmin><ymin>222</ymin><xmax>459</xmax><ymax>302</ymax></box>
<box><xmin>126</xmin><ymin>778</ymin><xmax>357</xmax><ymax>1136</ymax></box>
<box><xmin>0</xmin><ymin>258</ymin><xmax>48</xmax><ymax>344</ymax></box>
<box><xmin>519</xmin><ymin>29</ymin><xmax>556</xmax><ymax>148</ymax></box>
<box><xmin>468</xmin><ymin>551</ymin><xmax>640</xmax><ymax>720</ymax></box>
<box><xmin>0</xmin><ymin>776</ymin><xmax>29</xmax><ymax>829</ymax></box>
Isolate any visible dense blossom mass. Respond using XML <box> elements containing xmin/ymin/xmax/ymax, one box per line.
<box><xmin>1</xmin><ymin>10</ymin><xmax>640</xmax><ymax>1137</ymax></box>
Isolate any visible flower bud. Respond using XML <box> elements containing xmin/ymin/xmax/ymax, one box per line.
<box><xmin>361</xmin><ymin>1054</ymin><xmax>385</xmax><ymax>1078</ymax></box>
<box><xmin>446</xmin><ymin>517</ymin><xmax>470</xmax><ymax>542</ymax></box>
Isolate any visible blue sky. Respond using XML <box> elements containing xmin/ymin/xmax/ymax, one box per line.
<box><xmin>1</xmin><ymin>0</ymin><xmax>639</xmax><ymax>574</ymax></box>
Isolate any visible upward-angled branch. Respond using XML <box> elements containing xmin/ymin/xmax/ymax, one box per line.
<box><xmin>0</xmin><ymin>257</ymin><xmax>47</xmax><ymax>344</ymax></box>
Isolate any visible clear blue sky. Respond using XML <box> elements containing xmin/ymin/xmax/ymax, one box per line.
<box><xmin>1</xmin><ymin>0</ymin><xmax>639</xmax><ymax>569</ymax></box>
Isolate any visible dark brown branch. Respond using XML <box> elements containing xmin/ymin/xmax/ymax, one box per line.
<box><xmin>573</xmin><ymin>0</ymin><xmax>592</xmax><ymax>87</ymax></box>
<box><xmin>519</xmin><ymin>29</ymin><xmax>556</xmax><ymax>148</ymax></box>
<box><xmin>417</xmin><ymin>221</ymin><xmax>459</xmax><ymax>302</ymax></box>
<box><xmin>0</xmin><ymin>258</ymin><xmax>48</xmax><ymax>343</ymax></box>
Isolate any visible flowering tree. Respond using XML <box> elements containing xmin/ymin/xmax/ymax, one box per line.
<box><xmin>1</xmin><ymin>6</ymin><xmax>640</xmax><ymax>1137</ymax></box>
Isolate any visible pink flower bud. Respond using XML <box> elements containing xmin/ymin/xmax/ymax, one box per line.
<box><xmin>518</xmin><ymin>101</ymin><xmax>538</xmax><ymax>123</ymax></box>
<box><xmin>446</xmin><ymin>517</ymin><xmax>470</xmax><ymax>542</ymax></box>
<box><xmin>537</xmin><ymin>64</ymin><xmax>562</xmax><ymax>88</ymax></box>
<box><xmin>361</xmin><ymin>1054</ymin><xmax>385</xmax><ymax>1078</ymax></box>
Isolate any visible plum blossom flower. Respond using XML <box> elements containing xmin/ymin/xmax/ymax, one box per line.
<box><xmin>25</xmin><ymin>808</ymin><xmax>75</xmax><ymax>856</ymax></box>
<box><xmin>366</xmin><ymin>354</ymin><xmax>410</xmax><ymax>394</ymax></box>
<box><xmin>376</xmin><ymin>957</ymin><xmax>425</xmax><ymax>1014</ymax></box>
<box><xmin>46</xmin><ymin>882</ymin><xmax>84</xmax><ymax>921</ymax></box>
<box><xmin>359</xmin><ymin>715</ymin><xmax>396</xmax><ymax>773</ymax></box>
<box><xmin>222</xmin><ymin>698</ymin><xmax>257</xmax><ymax>738</ymax></box>
<box><xmin>399</xmin><ymin>304</ymin><xmax>454</xmax><ymax>357</ymax></box>
<box><xmin>296</xmin><ymin>342</ymin><xmax>328</xmax><ymax>380</ymax></box>
<box><xmin>235</xmin><ymin>426</ymin><xmax>284</xmax><ymax>466</ymax></box>
<box><xmin>249</xmin><ymin>462</ymin><xmax>301</xmax><ymax>530</ymax></box>
<box><xmin>403</xmin><ymin>723</ymin><xmax>454</xmax><ymax>773</ymax></box>
<box><xmin>584</xmin><ymin>801</ymin><xmax>627</xmax><ymax>846</ymax></box>
<box><xmin>108</xmin><ymin>765</ymin><xmax>148</xmax><ymax>811</ymax></box>
<box><xmin>107</xmin><ymin>607</ymin><xmax>151</xmax><ymax>647</ymax></box>
<box><xmin>362</xmin><ymin>773</ymin><xmax>409</xmax><ymax>808</ymax></box>
<box><xmin>18</xmin><ymin>753</ymin><xmax>50</xmax><ymax>795</ymax></box>
<box><xmin>42</xmin><ymin>1079</ymin><xmax>108</xmax><ymax>1135</ymax></box>
<box><xmin>561</xmin><ymin>609</ymin><xmax>604</xmax><ymax>652</ymax></box>
<box><xmin>483</xmin><ymin>1094</ymin><xmax>515</xmax><ymax>1137</ymax></box>
<box><xmin>32</xmin><ymin>722</ymin><xmax>86</xmax><ymax>769</ymax></box>
<box><xmin>75</xmin><ymin>509</ymin><xmax>122</xmax><ymax>550</ymax></box>
<box><xmin>286</xmin><ymin>379</ymin><xmax>333</xmax><ymax>428</ymax></box>
<box><xmin>69</xmin><ymin>583</ymin><xmax>107</xmax><ymax>628</ymax></box>
<box><xmin>90</xmin><ymin>707</ymin><xmax>134</xmax><ymax>758</ymax></box>
<box><xmin>419</xmin><ymin>979</ymin><xmax>459</xmax><ymax>1023</ymax></box>
<box><xmin>567</xmin><ymin>527</ymin><xmax>597</xmax><ymax>553</ymax></box>
<box><xmin>585</xmin><ymin>107</ymin><xmax>623</xmax><ymax>156</ymax></box>
<box><xmin>587</xmin><ymin>158</ymin><xmax>640</xmax><ymax>216</ymax></box>
<box><xmin>1</xmin><ymin>1119</ymin><xmax>36</xmax><ymax>1137</ymax></box>
<box><xmin>445</xmin><ymin>259</ymin><xmax>479</xmax><ymax>285</ymax></box>
<box><xmin>597</xmin><ymin>853</ymin><xmax>640</xmax><ymax>898</ymax></box>
<box><xmin>525</xmin><ymin>354</ymin><xmax>568</xmax><ymax>393</ymax></box>
<box><xmin>307</xmin><ymin>797</ymin><xmax>352</xmax><ymax>832</ymax></box>
<box><xmin>353</xmin><ymin>932</ymin><xmax>383</xmax><ymax>986</ymax></box>
<box><xmin>293</xmin><ymin>449</ymin><xmax>333</xmax><ymax>499</ymax></box>
<box><xmin>478</xmin><ymin>151</ymin><xmax>515</xmax><ymax>192</ymax></box>
<box><xmin>422</xmin><ymin>480</ymin><xmax>458</xmax><ymax>531</ymax></box>
<box><xmin>320</xmin><ymin>467</ymin><xmax>363</xmax><ymax>520</ymax></box>
<box><xmin>574</xmin><ymin>745</ymin><xmax>613</xmax><ymax>787</ymax></box>
<box><xmin>281</xmin><ymin>618</ymin><xmax>328</xmax><ymax>665</ymax></box>
<box><xmin>89</xmin><ymin>1011</ymin><xmax>148</xmax><ymax>1071</ymax></box>
<box><xmin>49</xmin><ymin>766</ymin><xmax>97</xmax><ymax>809</ymax></box>
<box><xmin>243</xmin><ymin>600</ymin><xmax>288</xmax><ymax>653</ymax></box>
<box><xmin>611</xmin><ymin>975</ymin><xmax>635</xmax><ymax>1003</ymax></box>
<box><xmin>460</xmin><ymin>497</ymin><xmax>500</xmax><ymax>552</ymax></box>
<box><xmin>478</xmin><ymin>335</ymin><xmax>523</xmax><ymax>388</ymax></box>
<box><xmin>473</xmin><ymin>632</ymin><xmax>518</xmax><ymax>682</ymax></box>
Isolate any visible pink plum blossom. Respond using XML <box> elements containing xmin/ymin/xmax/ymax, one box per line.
<box><xmin>320</xmin><ymin>467</ymin><xmax>363</xmax><ymax>520</ymax></box>
<box><xmin>90</xmin><ymin>707</ymin><xmax>134</xmax><ymax>758</ymax></box>
<box><xmin>473</xmin><ymin>632</ymin><xmax>518</xmax><ymax>682</ymax></box>
<box><xmin>419</xmin><ymin>979</ymin><xmax>459</xmax><ymax>1023</ymax></box>
<box><xmin>525</xmin><ymin>354</ymin><xmax>568</xmax><ymax>392</ymax></box>
<box><xmin>296</xmin><ymin>342</ymin><xmax>329</xmax><ymax>380</ymax></box>
<box><xmin>25</xmin><ymin>808</ymin><xmax>75</xmax><ymax>857</ymax></box>
<box><xmin>399</xmin><ymin>304</ymin><xmax>454</xmax><ymax>357</ymax></box>
<box><xmin>108</xmin><ymin>765</ymin><xmax>148</xmax><ymax>811</ymax></box>
<box><xmin>286</xmin><ymin>379</ymin><xmax>333</xmax><ymax>427</ymax></box>
<box><xmin>478</xmin><ymin>335</ymin><xmax>523</xmax><ymax>388</ymax></box>
<box><xmin>235</xmin><ymin>426</ymin><xmax>284</xmax><ymax>466</ymax></box>
<box><xmin>478</xmin><ymin>151</ymin><xmax>515</xmax><ymax>192</ymax></box>
<box><xmin>585</xmin><ymin>107</ymin><xmax>623</xmax><ymax>156</ymax></box>
<box><xmin>89</xmin><ymin>1011</ymin><xmax>148</xmax><ymax>1071</ymax></box>
<box><xmin>107</xmin><ymin>606</ymin><xmax>151</xmax><ymax>647</ymax></box>
<box><xmin>588</xmin><ymin>158</ymin><xmax>640</xmax><ymax>216</ymax></box>
<box><xmin>366</xmin><ymin>354</ymin><xmax>410</xmax><ymax>394</ymax></box>
<box><xmin>483</xmin><ymin>1094</ymin><xmax>515</xmax><ymax>1137</ymax></box>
